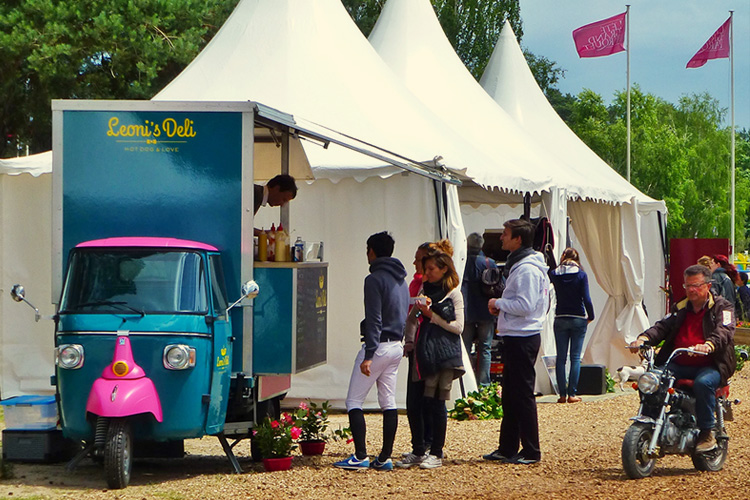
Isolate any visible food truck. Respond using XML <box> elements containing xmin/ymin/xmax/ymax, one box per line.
<box><xmin>7</xmin><ymin>100</ymin><xmax>334</xmax><ymax>488</ymax></box>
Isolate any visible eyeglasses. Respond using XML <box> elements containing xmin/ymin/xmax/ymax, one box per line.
<box><xmin>683</xmin><ymin>282</ymin><xmax>709</xmax><ymax>290</ymax></box>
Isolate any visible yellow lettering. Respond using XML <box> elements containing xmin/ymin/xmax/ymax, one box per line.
<box><xmin>163</xmin><ymin>118</ymin><xmax>177</xmax><ymax>137</ymax></box>
<box><xmin>107</xmin><ymin>117</ymin><xmax>120</xmax><ymax>136</ymax></box>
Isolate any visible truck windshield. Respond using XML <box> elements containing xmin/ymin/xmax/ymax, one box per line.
<box><xmin>60</xmin><ymin>249</ymin><xmax>208</xmax><ymax>314</ymax></box>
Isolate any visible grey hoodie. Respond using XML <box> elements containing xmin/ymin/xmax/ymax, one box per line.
<box><xmin>494</xmin><ymin>250</ymin><xmax>550</xmax><ymax>336</ymax></box>
<box><xmin>361</xmin><ymin>257</ymin><xmax>409</xmax><ymax>360</ymax></box>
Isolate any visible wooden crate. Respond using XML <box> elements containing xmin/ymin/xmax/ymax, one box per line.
<box><xmin>735</xmin><ymin>327</ymin><xmax>750</xmax><ymax>346</ymax></box>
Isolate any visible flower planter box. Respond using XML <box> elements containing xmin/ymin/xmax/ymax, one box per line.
<box><xmin>299</xmin><ymin>440</ymin><xmax>326</xmax><ymax>456</ymax></box>
<box><xmin>735</xmin><ymin>327</ymin><xmax>750</xmax><ymax>346</ymax></box>
<box><xmin>263</xmin><ymin>456</ymin><xmax>293</xmax><ymax>471</ymax></box>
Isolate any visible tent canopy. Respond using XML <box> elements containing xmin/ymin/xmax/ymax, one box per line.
<box><xmin>480</xmin><ymin>20</ymin><xmax>665</xmax><ymax>212</ymax></box>
<box><xmin>154</xmin><ymin>0</ymin><xmax>505</xmax><ymax>186</ymax></box>
<box><xmin>369</xmin><ymin>0</ymin><xmax>589</xmax><ymax>203</ymax></box>
<box><xmin>0</xmin><ymin>151</ymin><xmax>52</xmax><ymax>177</ymax></box>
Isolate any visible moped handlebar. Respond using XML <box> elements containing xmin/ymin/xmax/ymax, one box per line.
<box><xmin>663</xmin><ymin>347</ymin><xmax>708</xmax><ymax>367</ymax></box>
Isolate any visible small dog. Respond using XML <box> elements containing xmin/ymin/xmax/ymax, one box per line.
<box><xmin>615</xmin><ymin>355</ymin><xmax>648</xmax><ymax>391</ymax></box>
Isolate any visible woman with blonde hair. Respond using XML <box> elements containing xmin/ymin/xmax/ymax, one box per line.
<box><xmin>549</xmin><ymin>247</ymin><xmax>594</xmax><ymax>403</ymax></box>
<box><xmin>399</xmin><ymin>239</ymin><xmax>464</xmax><ymax>469</ymax></box>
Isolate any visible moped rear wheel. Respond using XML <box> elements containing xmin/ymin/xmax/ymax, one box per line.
<box><xmin>692</xmin><ymin>436</ymin><xmax>728</xmax><ymax>472</ymax></box>
<box><xmin>104</xmin><ymin>418</ymin><xmax>133</xmax><ymax>489</ymax></box>
<box><xmin>622</xmin><ymin>422</ymin><xmax>657</xmax><ymax>479</ymax></box>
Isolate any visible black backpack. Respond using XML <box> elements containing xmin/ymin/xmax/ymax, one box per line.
<box><xmin>480</xmin><ymin>257</ymin><xmax>505</xmax><ymax>298</ymax></box>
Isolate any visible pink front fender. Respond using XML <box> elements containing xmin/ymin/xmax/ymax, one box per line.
<box><xmin>86</xmin><ymin>377</ymin><xmax>163</xmax><ymax>422</ymax></box>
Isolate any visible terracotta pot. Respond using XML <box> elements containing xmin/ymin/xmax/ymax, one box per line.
<box><xmin>262</xmin><ymin>456</ymin><xmax>293</xmax><ymax>471</ymax></box>
<box><xmin>299</xmin><ymin>440</ymin><xmax>326</xmax><ymax>456</ymax></box>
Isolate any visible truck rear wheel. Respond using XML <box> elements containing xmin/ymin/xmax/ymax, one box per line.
<box><xmin>104</xmin><ymin>418</ymin><xmax>133</xmax><ymax>489</ymax></box>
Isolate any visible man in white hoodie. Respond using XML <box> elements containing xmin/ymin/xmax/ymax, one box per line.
<box><xmin>483</xmin><ymin>219</ymin><xmax>549</xmax><ymax>465</ymax></box>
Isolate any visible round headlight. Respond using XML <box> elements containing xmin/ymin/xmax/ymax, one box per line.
<box><xmin>164</xmin><ymin>345</ymin><xmax>195</xmax><ymax>370</ymax></box>
<box><xmin>57</xmin><ymin>344</ymin><xmax>84</xmax><ymax>369</ymax></box>
<box><xmin>637</xmin><ymin>372</ymin><xmax>660</xmax><ymax>394</ymax></box>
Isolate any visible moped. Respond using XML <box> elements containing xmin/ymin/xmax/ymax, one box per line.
<box><xmin>621</xmin><ymin>345</ymin><xmax>745</xmax><ymax>479</ymax></box>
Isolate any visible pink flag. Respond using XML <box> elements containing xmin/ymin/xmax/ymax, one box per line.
<box><xmin>686</xmin><ymin>17</ymin><xmax>731</xmax><ymax>68</ymax></box>
<box><xmin>572</xmin><ymin>12</ymin><xmax>626</xmax><ymax>58</ymax></box>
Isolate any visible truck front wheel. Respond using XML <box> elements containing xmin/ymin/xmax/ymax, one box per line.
<box><xmin>104</xmin><ymin>418</ymin><xmax>133</xmax><ymax>489</ymax></box>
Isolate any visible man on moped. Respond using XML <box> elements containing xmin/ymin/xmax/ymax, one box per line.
<box><xmin>629</xmin><ymin>264</ymin><xmax>735</xmax><ymax>452</ymax></box>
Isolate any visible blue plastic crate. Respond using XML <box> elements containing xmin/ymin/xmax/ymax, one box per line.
<box><xmin>1</xmin><ymin>395</ymin><xmax>57</xmax><ymax>430</ymax></box>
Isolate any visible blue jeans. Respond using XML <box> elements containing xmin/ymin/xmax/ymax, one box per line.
<box><xmin>667</xmin><ymin>362</ymin><xmax>721</xmax><ymax>430</ymax></box>
<box><xmin>554</xmin><ymin>317</ymin><xmax>587</xmax><ymax>397</ymax></box>
<box><xmin>462</xmin><ymin>321</ymin><xmax>495</xmax><ymax>386</ymax></box>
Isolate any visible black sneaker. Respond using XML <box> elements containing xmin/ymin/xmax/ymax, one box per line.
<box><xmin>482</xmin><ymin>449</ymin><xmax>512</xmax><ymax>461</ymax></box>
<box><xmin>508</xmin><ymin>454</ymin><xmax>540</xmax><ymax>465</ymax></box>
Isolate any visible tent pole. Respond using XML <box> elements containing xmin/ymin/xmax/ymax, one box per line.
<box><xmin>280</xmin><ymin>129</ymin><xmax>290</xmax><ymax>231</ymax></box>
<box><xmin>626</xmin><ymin>4</ymin><xmax>631</xmax><ymax>183</ymax></box>
<box><xmin>730</xmin><ymin>10</ymin><xmax>735</xmax><ymax>255</ymax></box>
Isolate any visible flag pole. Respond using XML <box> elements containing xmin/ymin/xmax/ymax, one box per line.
<box><xmin>626</xmin><ymin>5</ymin><xmax>631</xmax><ymax>182</ymax></box>
<box><xmin>730</xmin><ymin>10</ymin><xmax>735</xmax><ymax>255</ymax></box>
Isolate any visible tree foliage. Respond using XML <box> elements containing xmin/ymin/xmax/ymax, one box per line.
<box><xmin>567</xmin><ymin>86</ymin><xmax>750</xmax><ymax>249</ymax></box>
<box><xmin>0</xmin><ymin>0</ymin><xmax>238</xmax><ymax>157</ymax></box>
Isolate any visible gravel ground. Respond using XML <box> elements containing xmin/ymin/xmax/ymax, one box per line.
<box><xmin>2</xmin><ymin>369</ymin><xmax>750</xmax><ymax>499</ymax></box>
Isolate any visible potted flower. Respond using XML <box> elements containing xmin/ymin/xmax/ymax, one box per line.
<box><xmin>293</xmin><ymin>400</ymin><xmax>351</xmax><ymax>456</ymax></box>
<box><xmin>253</xmin><ymin>412</ymin><xmax>301</xmax><ymax>471</ymax></box>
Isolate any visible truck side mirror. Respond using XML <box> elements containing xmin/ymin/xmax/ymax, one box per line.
<box><xmin>10</xmin><ymin>283</ymin><xmax>42</xmax><ymax>322</ymax></box>
<box><xmin>11</xmin><ymin>284</ymin><xmax>26</xmax><ymax>302</ymax></box>
<box><xmin>241</xmin><ymin>280</ymin><xmax>260</xmax><ymax>299</ymax></box>
<box><xmin>226</xmin><ymin>280</ymin><xmax>260</xmax><ymax>315</ymax></box>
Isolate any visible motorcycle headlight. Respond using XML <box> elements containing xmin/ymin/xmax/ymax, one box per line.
<box><xmin>163</xmin><ymin>344</ymin><xmax>196</xmax><ymax>370</ymax></box>
<box><xmin>56</xmin><ymin>344</ymin><xmax>84</xmax><ymax>369</ymax></box>
<box><xmin>637</xmin><ymin>372</ymin><xmax>660</xmax><ymax>394</ymax></box>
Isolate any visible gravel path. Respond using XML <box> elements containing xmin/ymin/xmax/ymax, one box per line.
<box><xmin>2</xmin><ymin>369</ymin><xmax>749</xmax><ymax>499</ymax></box>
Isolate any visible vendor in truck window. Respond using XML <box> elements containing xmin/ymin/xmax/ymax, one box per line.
<box><xmin>253</xmin><ymin>174</ymin><xmax>298</xmax><ymax>232</ymax></box>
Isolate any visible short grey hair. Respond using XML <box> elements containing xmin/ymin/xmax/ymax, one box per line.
<box><xmin>467</xmin><ymin>232</ymin><xmax>484</xmax><ymax>250</ymax></box>
<box><xmin>684</xmin><ymin>264</ymin><xmax>711</xmax><ymax>281</ymax></box>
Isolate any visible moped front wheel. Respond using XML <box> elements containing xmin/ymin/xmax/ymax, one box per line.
<box><xmin>104</xmin><ymin>418</ymin><xmax>133</xmax><ymax>489</ymax></box>
<box><xmin>622</xmin><ymin>422</ymin><xmax>657</xmax><ymax>479</ymax></box>
<box><xmin>692</xmin><ymin>436</ymin><xmax>728</xmax><ymax>472</ymax></box>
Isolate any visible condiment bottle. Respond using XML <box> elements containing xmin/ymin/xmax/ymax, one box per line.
<box><xmin>274</xmin><ymin>223</ymin><xmax>289</xmax><ymax>262</ymax></box>
<box><xmin>267</xmin><ymin>223</ymin><xmax>276</xmax><ymax>261</ymax></box>
<box><xmin>258</xmin><ymin>229</ymin><xmax>268</xmax><ymax>261</ymax></box>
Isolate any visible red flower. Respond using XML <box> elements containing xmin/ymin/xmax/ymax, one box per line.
<box><xmin>271</xmin><ymin>420</ymin><xmax>280</xmax><ymax>429</ymax></box>
<box><xmin>290</xmin><ymin>426</ymin><xmax>302</xmax><ymax>440</ymax></box>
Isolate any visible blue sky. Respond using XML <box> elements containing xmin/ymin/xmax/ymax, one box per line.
<box><xmin>519</xmin><ymin>0</ymin><xmax>749</xmax><ymax>130</ymax></box>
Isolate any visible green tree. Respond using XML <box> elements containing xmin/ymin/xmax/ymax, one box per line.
<box><xmin>0</xmin><ymin>0</ymin><xmax>238</xmax><ymax>157</ymax></box>
<box><xmin>569</xmin><ymin>86</ymin><xmax>750</xmax><ymax>249</ymax></box>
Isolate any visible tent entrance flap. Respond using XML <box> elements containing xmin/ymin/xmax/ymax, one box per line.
<box><xmin>253</xmin><ymin>102</ymin><xmax>461</xmax><ymax>186</ymax></box>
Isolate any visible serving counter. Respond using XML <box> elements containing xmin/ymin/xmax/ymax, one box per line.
<box><xmin>252</xmin><ymin>261</ymin><xmax>328</xmax><ymax>375</ymax></box>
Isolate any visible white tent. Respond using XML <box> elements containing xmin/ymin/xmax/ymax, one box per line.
<box><xmin>0</xmin><ymin>154</ymin><xmax>56</xmax><ymax>397</ymax></box>
<box><xmin>479</xmin><ymin>20</ymin><xmax>667</xmax><ymax>372</ymax></box>
<box><xmin>368</xmin><ymin>0</ymin><xmax>667</xmax><ymax>377</ymax></box>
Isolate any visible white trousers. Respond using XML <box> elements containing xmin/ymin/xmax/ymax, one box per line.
<box><xmin>345</xmin><ymin>341</ymin><xmax>402</xmax><ymax>411</ymax></box>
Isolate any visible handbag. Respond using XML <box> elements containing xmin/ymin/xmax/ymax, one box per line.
<box><xmin>481</xmin><ymin>258</ymin><xmax>505</xmax><ymax>298</ymax></box>
<box><xmin>430</xmin><ymin>297</ymin><xmax>456</xmax><ymax>322</ymax></box>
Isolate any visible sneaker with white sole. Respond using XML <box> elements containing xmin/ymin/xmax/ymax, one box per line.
<box><xmin>369</xmin><ymin>458</ymin><xmax>393</xmax><ymax>471</ymax></box>
<box><xmin>419</xmin><ymin>454</ymin><xmax>442</xmax><ymax>469</ymax></box>
<box><xmin>395</xmin><ymin>453</ymin><xmax>426</xmax><ymax>468</ymax></box>
<box><xmin>333</xmin><ymin>454</ymin><xmax>370</xmax><ymax>470</ymax></box>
